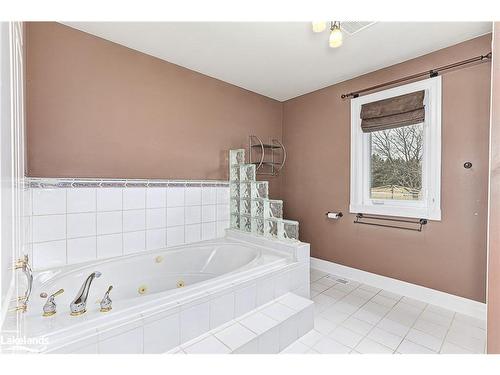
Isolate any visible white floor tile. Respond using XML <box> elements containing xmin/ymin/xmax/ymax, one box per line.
<box><xmin>445</xmin><ymin>328</ymin><xmax>485</xmax><ymax>353</ymax></box>
<box><xmin>313</xmin><ymin>337</ymin><xmax>351</xmax><ymax>354</ymax></box>
<box><xmin>322</xmin><ymin>287</ymin><xmax>348</xmax><ymax>300</ymax></box>
<box><xmin>371</xmin><ymin>294</ymin><xmax>399</xmax><ymax>308</ymax></box>
<box><xmin>350</xmin><ymin>288</ymin><xmax>377</xmax><ymax>301</ymax></box>
<box><xmin>378</xmin><ymin>290</ymin><xmax>402</xmax><ymax>301</ymax></box>
<box><xmin>327</xmin><ymin>299</ymin><xmax>361</xmax><ymax>315</ymax></box>
<box><xmin>440</xmin><ymin>341</ymin><xmax>475</xmax><ymax>354</ymax></box>
<box><xmin>424</xmin><ymin>304</ymin><xmax>455</xmax><ymax>319</ymax></box>
<box><xmin>419</xmin><ymin>310</ymin><xmax>453</xmax><ymax>327</ymax></box>
<box><xmin>352</xmin><ymin>301</ymin><xmax>390</xmax><ymax>325</ymax></box>
<box><xmin>302</xmin><ymin>268</ymin><xmax>486</xmax><ymax>356</ymax></box>
<box><xmin>454</xmin><ymin>313</ymin><xmax>486</xmax><ymax>330</ymax></box>
<box><xmin>299</xmin><ymin>329</ymin><xmax>323</xmax><ymax>347</ymax></box>
<box><xmin>358</xmin><ymin>284</ymin><xmax>381</xmax><ymax>294</ymax></box>
<box><xmin>341</xmin><ymin>317</ymin><xmax>374</xmax><ymax>336</ymax></box>
<box><xmin>401</xmin><ymin>296</ymin><xmax>427</xmax><ymax>309</ymax></box>
<box><xmin>328</xmin><ymin>326</ymin><xmax>364</xmax><ymax>348</ymax></box>
<box><xmin>314</xmin><ymin>277</ymin><xmax>337</xmax><ymax>287</ymax></box>
<box><xmin>310</xmin><ymin>289</ymin><xmax>322</xmax><ymax>298</ymax></box>
<box><xmin>355</xmin><ymin>338</ymin><xmax>393</xmax><ymax>354</ymax></box>
<box><xmin>413</xmin><ymin>318</ymin><xmax>449</xmax><ymax>339</ymax></box>
<box><xmin>405</xmin><ymin>328</ymin><xmax>443</xmax><ymax>352</ymax></box>
<box><xmin>376</xmin><ymin>318</ymin><xmax>412</xmax><ymax>337</ymax></box>
<box><xmin>449</xmin><ymin>320</ymin><xmax>486</xmax><ymax>341</ymax></box>
<box><xmin>319</xmin><ymin>306</ymin><xmax>351</xmax><ymax>325</ymax></box>
<box><xmin>311</xmin><ymin>282</ymin><xmax>330</xmax><ymax>293</ymax></box>
<box><xmin>397</xmin><ymin>339</ymin><xmax>436</xmax><ymax>354</ymax></box>
<box><xmin>314</xmin><ymin>317</ymin><xmax>338</xmax><ymax>335</ymax></box>
<box><xmin>393</xmin><ymin>301</ymin><xmax>424</xmax><ymax>315</ymax></box>
<box><xmin>340</xmin><ymin>293</ymin><xmax>369</xmax><ymax>308</ymax></box>
<box><xmin>331</xmin><ymin>281</ymin><xmax>360</xmax><ymax>293</ymax></box>
<box><xmin>312</xmin><ymin>293</ymin><xmax>337</xmax><ymax>307</ymax></box>
<box><xmin>366</xmin><ymin>327</ymin><xmax>404</xmax><ymax>350</ymax></box>
<box><xmin>385</xmin><ymin>308</ymin><xmax>420</xmax><ymax>327</ymax></box>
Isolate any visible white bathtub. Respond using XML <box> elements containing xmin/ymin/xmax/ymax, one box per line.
<box><xmin>9</xmin><ymin>231</ymin><xmax>310</xmax><ymax>353</ymax></box>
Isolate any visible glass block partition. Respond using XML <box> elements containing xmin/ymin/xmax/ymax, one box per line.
<box><xmin>229</xmin><ymin>149</ymin><xmax>299</xmax><ymax>241</ymax></box>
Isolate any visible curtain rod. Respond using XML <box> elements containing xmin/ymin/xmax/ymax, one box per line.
<box><xmin>340</xmin><ymin>52</ymin><xmax>492</xmax><ymax>99</ymax></box>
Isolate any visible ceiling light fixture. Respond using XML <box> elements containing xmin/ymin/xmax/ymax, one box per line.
<box><xmin>329</xmin><ymin>21</ymin><xmax>343</xmax><ymax>48</ymax></box>
<box><xmin>311</xmin><ymin>21</ymin><xmax>327</xmax><ymax>33</ymax></box>
<box><xmin>311</xmin><ymin>21</ymin><xmax>343</xmax><ymax>48</ymax></box>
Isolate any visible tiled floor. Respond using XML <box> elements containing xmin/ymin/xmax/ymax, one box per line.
<box><xmin>282</xmin><ymin>269</ymin><xmax>486</xmax><ymax>354</ymax></box>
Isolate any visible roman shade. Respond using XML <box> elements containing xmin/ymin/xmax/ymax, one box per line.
<box><xmin>360</xmin><ymin>90</ymin><xmax>425</xmax><ymax>133</ymax></box>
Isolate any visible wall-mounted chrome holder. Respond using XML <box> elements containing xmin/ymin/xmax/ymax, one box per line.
<box><xmin>326</xmin><ymin>212</ymin><xmax>343</xmax><ymax>220</ymax></box>
<box><xmin>354</xmin><ymin>213</ymin><xmax>427</xmax><ymax>232</ymax></box>
<box><xmin>248</xmin><ymin>135</ymin><xmax>286</xmax><ymax>177</ymax></box>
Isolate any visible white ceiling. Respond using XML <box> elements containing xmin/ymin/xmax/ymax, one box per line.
<box><xmin>63</xmin><ymin>22</ymin><xmax>492</xmax><ymax>101</ymax></box>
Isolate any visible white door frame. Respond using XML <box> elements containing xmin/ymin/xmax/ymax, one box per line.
<box><xmin>0</xmin><ymin>21</ymin><xmax>26</xmax><ymax>340</ymax></box>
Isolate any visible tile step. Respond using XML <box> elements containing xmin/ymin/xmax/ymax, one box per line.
<box><xmin>168</xmin><ymin>293</ymin><xmax>314</xmax><ymax>354</ymax></box>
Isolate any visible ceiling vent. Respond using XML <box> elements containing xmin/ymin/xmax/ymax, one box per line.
<box><xmin>341</xmin><ymin>21</ymin><xmax>376</xmax><ymax>35</ymax></box>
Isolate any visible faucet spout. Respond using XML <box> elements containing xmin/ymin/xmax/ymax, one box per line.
<box><xmin>70</xmin><ymin>271</ymin><xmax>101</xmax><ymax>316</ymax></box>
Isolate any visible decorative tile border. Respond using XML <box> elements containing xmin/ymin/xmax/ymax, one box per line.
<box><xmin>28</xmin><ymin>177</ymin><xmax>230</xmax><ymax>189</ymax></box>
<box><xmin>24</xmin><ymin>177</ymin><xmax>231</xmax><ymax>270</ymax></box>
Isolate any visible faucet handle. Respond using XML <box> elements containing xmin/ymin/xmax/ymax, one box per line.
<box><xmin>41</xmin><ymin>288</ymin><xmax>64</xmax><ymax>317</ymax></box>
<box><xmin>100</xmin><ymin>285</ymin><xmax>113</xmax><ymax>313</ymax></box>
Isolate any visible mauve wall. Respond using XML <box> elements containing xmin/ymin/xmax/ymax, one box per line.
<box><xmin>282</xmin><ymin>35</ymin><xmax>492</xmax><ymax>302</ymax></box>
<box><xmin>25</xmin><ymin>22</ymin><xmax>283</xmax><ymax>196</ymax></box>
<box><xmin>487</xmin><ymin>23</ymin><xmax>500</xmax><ymax>353</ymax></box>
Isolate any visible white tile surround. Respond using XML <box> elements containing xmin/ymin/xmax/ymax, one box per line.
<box><xmin>283</xmin><ymin>269</ymin><xmax>487</xmax><ymax>354</ymax></box>
<box><xmin>33</xmin><ymin>233</ymin><xmax>310</xmax><ymax>354</ymax></box>
<box><xmin>25</xmin><ymin>179</ymin><xmax>231</xmax><ymax>270</ymax></box>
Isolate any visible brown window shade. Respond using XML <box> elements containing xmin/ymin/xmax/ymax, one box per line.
<box><xmin>360</xmin><ymin>90</ymin><xmax>425</xmax><ymax>133</ymax></box>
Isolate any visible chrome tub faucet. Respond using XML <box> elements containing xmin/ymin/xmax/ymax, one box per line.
<box><xmin>70</xmin><ymin>271</ymin><xmax>101</xmax><ymax>316</ymax></box>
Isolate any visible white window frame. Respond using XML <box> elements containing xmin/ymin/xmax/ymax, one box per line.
<box><xmin>350</xmin><ymin>77</ymin><xmax>442</xmax><ymax>220</ymax></box>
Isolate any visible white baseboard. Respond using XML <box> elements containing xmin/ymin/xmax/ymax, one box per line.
<box><xmin>311</xmin><ymin>257</ymin><xmax>486</xmax><ymax>321</ymax></box>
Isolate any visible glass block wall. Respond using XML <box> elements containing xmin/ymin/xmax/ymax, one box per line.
<box><xmin>229</xmin><ymin>149</ymin><xmax>299</xmax><ymax>241</ymax></box>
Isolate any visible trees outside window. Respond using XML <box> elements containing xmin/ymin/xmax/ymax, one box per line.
<box><xmin>370</xmin><ymin>124</ymin><xmax>423</xmax><ymax>201</ymax></box>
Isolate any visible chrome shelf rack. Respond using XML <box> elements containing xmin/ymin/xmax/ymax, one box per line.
<box><xmin>248</xmin><ymin>135</ymin><xmax>286</xmax><ymax>177</ymax></box>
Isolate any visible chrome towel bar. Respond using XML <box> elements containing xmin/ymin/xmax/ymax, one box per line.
<box><xmin>354</xmin><ymin>213</ymin><xmax>427</xmax><ymax>232</ymax></box>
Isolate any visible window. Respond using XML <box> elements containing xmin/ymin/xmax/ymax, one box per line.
<box><xmin>350</xmin><ymin>77</ymin><xmax>441</xmax><ymax>220</ymax></box>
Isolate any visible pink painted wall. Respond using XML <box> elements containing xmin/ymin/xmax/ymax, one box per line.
<box><xmin>25</xmin><ymin>22</ymin><xmax>283</xmax><ymax>196</ymax></box>
<box><xmin>282</xmin><ymin>35</ymin><xmax>492</xmax><ymax>302</ymax></box>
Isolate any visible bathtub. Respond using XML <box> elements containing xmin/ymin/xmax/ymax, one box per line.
<box><xmin>7</xmin><ymin>230</ymin><xmax>310</xmax><ymax>353</ymax></box>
